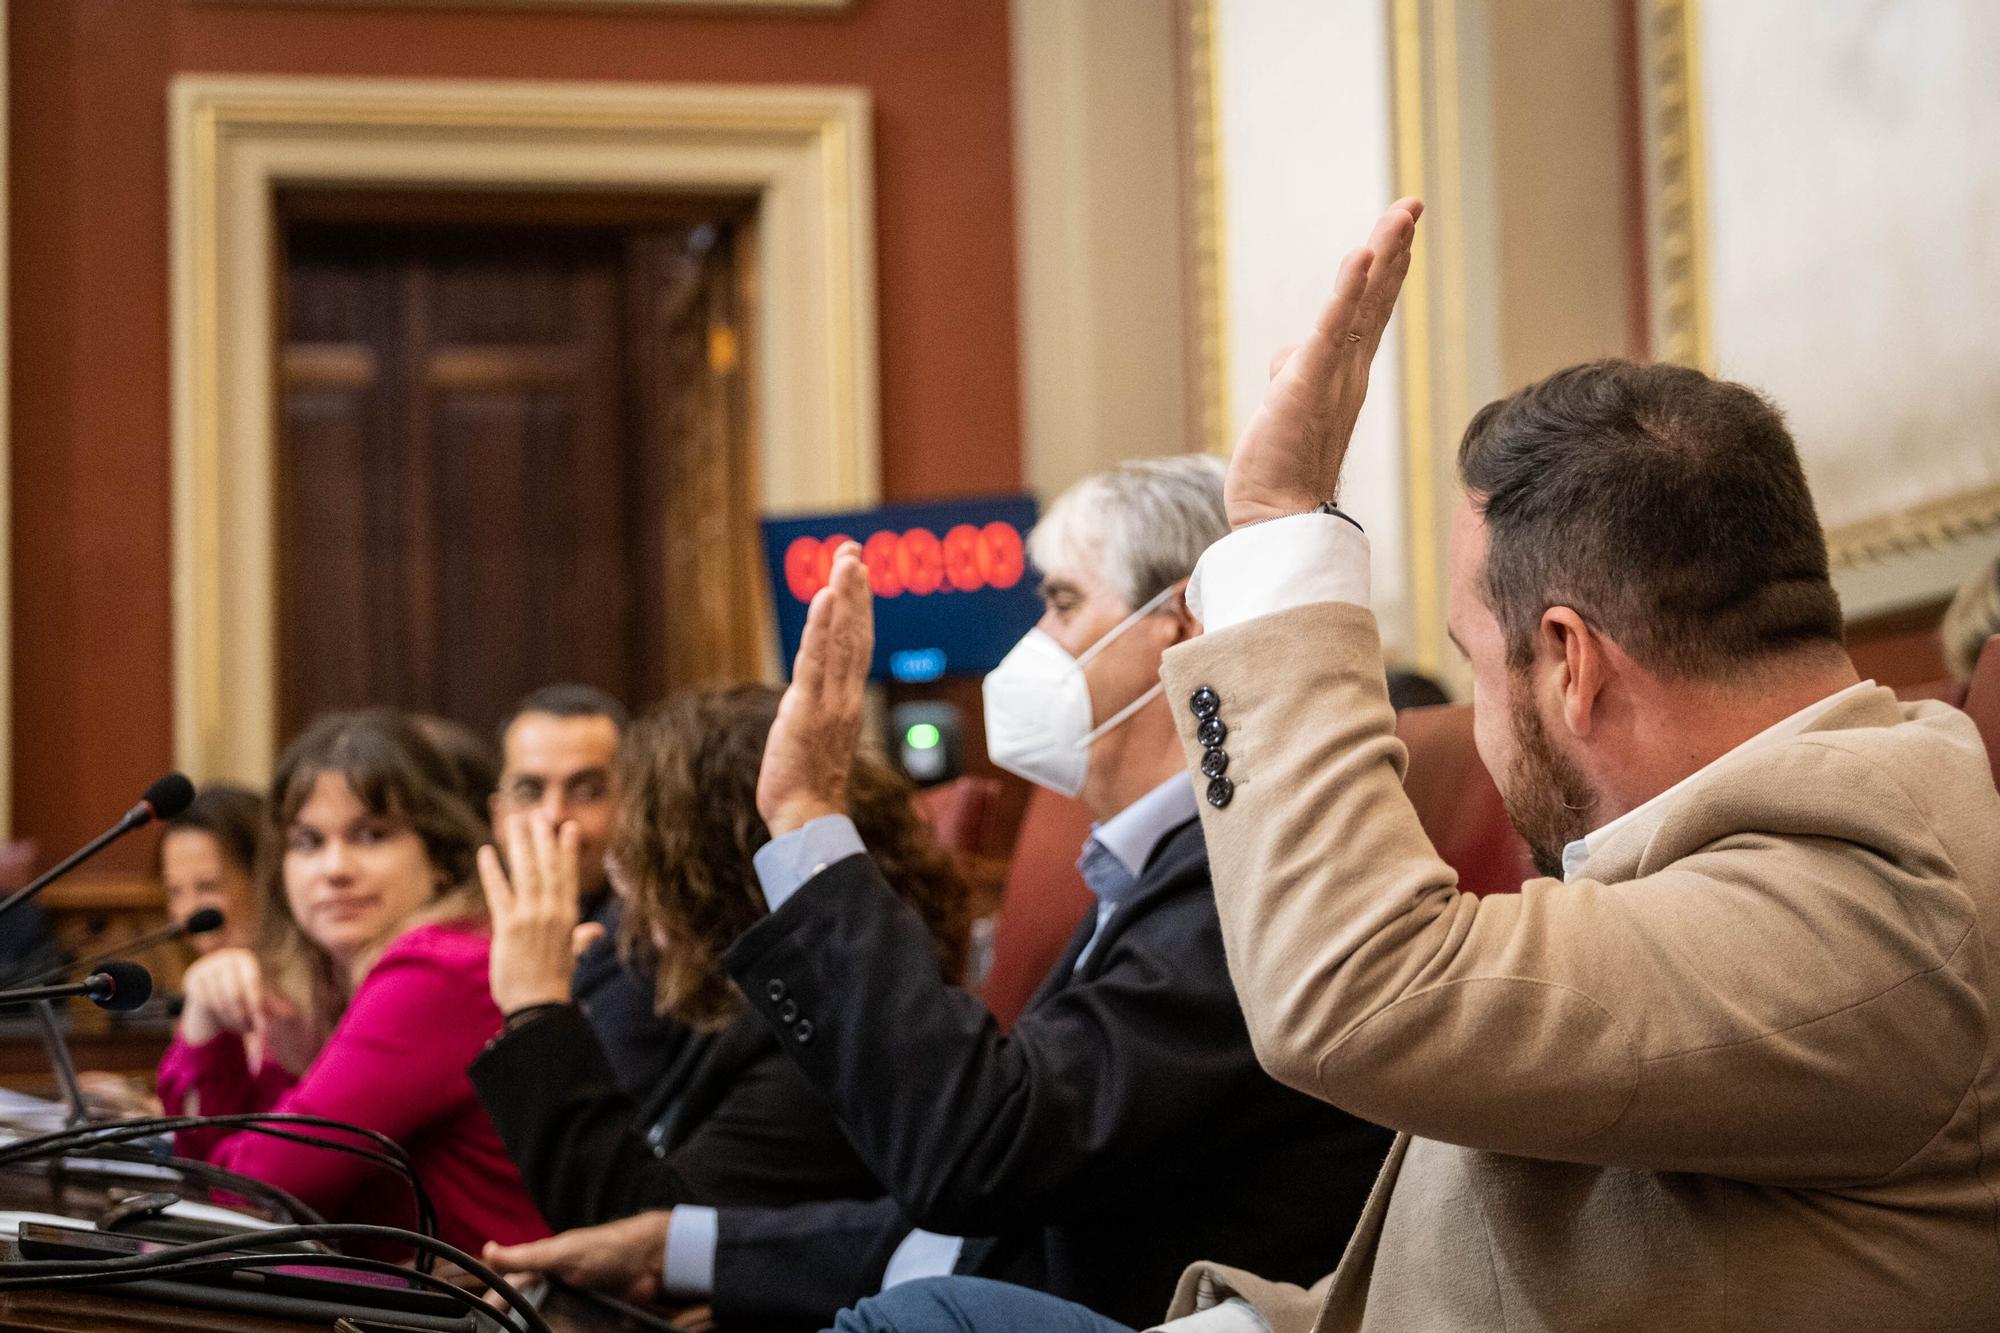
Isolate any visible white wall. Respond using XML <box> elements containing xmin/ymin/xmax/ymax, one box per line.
<box><xmin>1011</xmin><ymin>0</ymin><xmax>1190</xmax><ymax>502</ymax></box>
<box><xmin>1214</xmin><ymin>0</ymin><xmax>1408</xmax><ymax>651</ymax></box>
<box><xmin>1700</xmin><ymin>0</ymin><xmax>2000</xmax><ymax>609</ymax></box>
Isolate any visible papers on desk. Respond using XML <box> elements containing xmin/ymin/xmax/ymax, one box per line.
<box><xmin>0</xmin><ymin>1087</ymin><xmax>68</xmax><ymax>1135</ymax></box>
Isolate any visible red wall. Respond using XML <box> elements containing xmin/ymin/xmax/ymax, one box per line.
<box><xmin>8</xmin><ymin>0</ymin><xmax>1021</xmax><ymax>864</ymax></box>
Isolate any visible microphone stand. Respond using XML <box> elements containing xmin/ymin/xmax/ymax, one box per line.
<box><xmin>33</xmin><ymin>999</ymin><xmax>89</xmax><ymax>1128</ymax></box>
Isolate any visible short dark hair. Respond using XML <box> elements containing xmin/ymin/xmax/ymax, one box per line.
<box><xmin>1458</xmin><ymin>359</ymin><xmax>1843</xmax><ymax>680</ymax></box>
<box><xmin>409</xmin><ymin>714</ymin><xmax>502</xmax><ymax>813</ymax></box>
<box><xmin>498</xmin><ymin>683</ymin><xmax>630</xmax><ymax>743</ymax></box>
<box><xmin>157</xmin><ymin>783</ymin><xmax>265</xmax><ymax>880</ymax></box>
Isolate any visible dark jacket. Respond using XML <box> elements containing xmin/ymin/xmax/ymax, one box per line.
<box><xmin>571</xmin><ymin>894</ymin><xmax>691</xmax><ymax>1099</ymax></box>
<box><xmin>467</xmin><ymin>1000</ymin><xmax>881</xmax><ymax>1233</ymax></box>
<box><xmin>715</xmin><ymin>818</ymin><xmax>1394</xmax><ymax>1330</ymax></box>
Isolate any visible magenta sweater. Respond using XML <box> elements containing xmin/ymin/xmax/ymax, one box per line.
<box><xmin>158</xmin><ymin>921</ymin><xmax>551</xmax><ymax>1254</ymax></box>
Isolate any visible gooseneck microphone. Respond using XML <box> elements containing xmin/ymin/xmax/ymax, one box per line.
<box><xmin>0</xmin><ymin>961</ymin><xmax>154</xmax><ymax>1013</ymax></box>
<box><xmin>0</xmin><ymin>772</ymin><xmax>195</xmax><ymax>924</ymax></box>
<box><xmin>12</xmin><ymin>908</ymin><xmax>225</xmax><ymax>991</ymax></box>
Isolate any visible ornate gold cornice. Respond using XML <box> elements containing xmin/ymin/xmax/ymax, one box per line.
<box><xmin>1390</xmin><ymin>0</ymin><xmax>1463</xmax><ymax>680</ymax></box>
<box><xmin>1826</xmin><ymin>483</ymin><xmax>2000</xmax><ymax>571</ymax></box>
<box><xmin>1643</xmin><ymin>0</ymin><xmax>1713</xmax><ymax>371</ymax></box>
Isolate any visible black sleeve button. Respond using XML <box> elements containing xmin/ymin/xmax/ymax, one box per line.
<box><xmin>1189</xmin><ymin>686</ymin><xmax>1221</xmax><ymax>719</ymax></box>
<box><xmin>766</xmin><ymin>978</ymin><xmax>788</xmax><ymax>1003</ymax></box>
<box><xmin>1200</xmin><ymin>748</ymin><xmax>1230</xmax><ymax>779</ymax></box>
<box><xmin>793</xmin><ymin>1019</ymin><xmax>816</xmax><ymax>1045</ymax></box>
<box><xmin>778</xmin><ymin>998</ymin><xmax>800</xmax><ymax>1023</ymax></box>
<box><xmin>1206</xmin><ymin>777</ymin><xmax>1235</xmax><ymax>808</ymax></box>
<box><xmin>1196</xmin><ymin>716</ymin><xmax>1228</xmax><ymax>749</ymax></box>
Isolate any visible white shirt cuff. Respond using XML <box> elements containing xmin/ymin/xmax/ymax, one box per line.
<box><xmin>1149</xmin><ymin>1297</ymin><xmax>1275</xmax><ymax>1333</ymax></box>
<box><xmin>662</xmin><ymin>1205</ymin><xmax>718</xmax><ymax>1299</ymax></box>
<box><xmin>1186</xmin><ymin>513</ymin><xmax>1371</xmax><ymax>632</ymax></box>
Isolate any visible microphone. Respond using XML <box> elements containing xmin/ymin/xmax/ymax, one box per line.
<box><xmin>0</xmin><ymin>773</ymin><xmax>196</xmax><ymax>925</ymax></box>
<box><xmin>12</xmin><ymin>908</ymin><xmax>226</xmax><ymax>991</ymax></box>
<box><xmin>0</xmin><ymin>961</ymin><xmax>155</xmax><ymax>1013</ymax></box>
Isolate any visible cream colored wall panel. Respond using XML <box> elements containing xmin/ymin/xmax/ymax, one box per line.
<box><xmin>1012</xmin><ymin>0</ymin><xmax>1188</xmax><ymax>501</ymax></box>
<box><xmin>1214</xmin><ymin>0</ymin><xmax>1408</xmax><ymax>654</ymax></box>
<box><xmin>1686</xmin><ymin>1</ymin><xmax>2000</xmax><ymax>603</ymax></box>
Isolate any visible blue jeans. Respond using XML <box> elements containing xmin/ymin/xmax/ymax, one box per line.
<box><xmin>828</xmin><ymin>1277</ymin><xmax>1140</xmax><ymax>1333</ymax></box>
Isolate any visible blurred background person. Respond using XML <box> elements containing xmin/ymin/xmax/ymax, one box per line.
<box><xmin>492</xmin><ymin>684</ymin><xmax>689</xmax><ymax>1097</ymax></box>
<box><xmin>471</xmin><ymin>683</ymin><xmax>973</xmax><ymax>1244</ymax></box>
<box><xmin>77</xmin><ymin>784</ymin><xmax>269</xmax><ymax>1118</ymax></box>
<box><xmin>159</xmin><ymin>784</ymin><xmax>265</xmax><ymax>954</ymax></box>
<box><xmin>159</xmin><ymin>710</ymin><xmax>549</xmax><ymax>1255</ymax></box>
<box><xmin>1941</xmin><ymin>553</ymin><xmax>2000</xmax><ymax>686</ymax></box>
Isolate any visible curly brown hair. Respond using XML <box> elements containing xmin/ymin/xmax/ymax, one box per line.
<box><xmin>613</xmin><ymin>684</ymin><xmax>971</xmax><ymax>1031</ymax></box>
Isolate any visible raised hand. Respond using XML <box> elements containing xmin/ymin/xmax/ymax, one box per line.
<box><xmin>1225</xmin><ymin>198</ymin><xmax>1423</xmax><ymax>529</ymax></box>
<box><xmin>477</xmin><ymin>812</ymin><xmax>585</xmax><ymax>1016</ymax></box>
<box><xmin>756</xmin><ymin>542</ymin><xmax>873</xmax><ymax>838</ymax></box>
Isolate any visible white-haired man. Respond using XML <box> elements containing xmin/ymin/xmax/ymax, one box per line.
<box><xmin>484</xmin><ymin>455</ymin><xmax>1393</xmax><ymax>1329</ymax></box>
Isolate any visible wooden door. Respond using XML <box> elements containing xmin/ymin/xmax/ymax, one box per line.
<box><xmin>276</xmin><ymin>212</ymin><xmax>761</xmax><ymax>741</ymax></box>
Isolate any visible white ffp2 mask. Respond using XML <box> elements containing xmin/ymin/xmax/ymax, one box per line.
<box><xmin>981</xmin><ymin>584</ymin><xmax>1177</xmax><ymax>797</ymax></box>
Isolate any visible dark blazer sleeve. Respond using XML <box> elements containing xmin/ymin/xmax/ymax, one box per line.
<box><xmin>709</xmin><ymin>1195</ymin><xmax>911</xmax><ymax>1332</ymax></box>
<box><xmin>725</xmin><ymin>849</ymin><xmax>1250</xmax><ymax>1235</ymax></box>
<box><xmin>467</xmin><ymin>1004</ymin><xmax>877</xmax><ymax>1231</ymax></box>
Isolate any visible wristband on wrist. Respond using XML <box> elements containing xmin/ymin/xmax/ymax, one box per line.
<box><xmin>1310</xmin><ymin>500</ymin><xmax>1365</xmax><ymax>533</ymax></box>
<box><xmin>501</xmin><ymin>1000</ymin><xmax>570</xmax><ymax>1033</ymax></box>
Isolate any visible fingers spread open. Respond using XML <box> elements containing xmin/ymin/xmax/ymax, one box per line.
<box><xmin>475</xmin><ymin>845</ymin><xmax>514</xmax><ymax>921</ymax></box>
<box><xmin>528</xmin><ymin>814</ymin><xmax>560</xmax><ymax>911</ymax></box>
<box><xmin>555</xmin><ymin>820</ymin><xmax>582</xmax><ymax>907</ymax></box>
<box><xmin>503</xmin><ymin>813</ymin><xmax>538</xmax><ymax>908</ymax></box>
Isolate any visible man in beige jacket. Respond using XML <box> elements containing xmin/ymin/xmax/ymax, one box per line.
<box><xmin>815</xmin><ymin>198</ymin><xmax>2000</xmax><ymax>1332</ymax></box>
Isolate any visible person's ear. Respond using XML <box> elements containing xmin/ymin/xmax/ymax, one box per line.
<box><xmin>1538</xmin><ymin>606</ymin><xmax>1604</xmax><ymax>740</ymax></box>
<box><xmin>1162</xmin><ymin>579</ymin><xmax>1200</xmax><ymax>645</ymax></box>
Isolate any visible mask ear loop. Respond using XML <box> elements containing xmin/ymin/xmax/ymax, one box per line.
<box><xmin>1069</xmin><ymin>583</ymin><xmax>1183</xmax><ymax>750</ymax></box>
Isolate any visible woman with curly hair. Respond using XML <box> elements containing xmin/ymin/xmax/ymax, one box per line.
<box><xmin>469</xmin><ymin>683</ymin><xmax>971</xmax><ymax>1236</ymax></box>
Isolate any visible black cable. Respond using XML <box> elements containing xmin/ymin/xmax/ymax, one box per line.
<box><xmin>78</xmin><ymin>1143</ymin><xmax>328</xmax><ymax>1229</ymax></box>
<box><xmin>0</xmin><ymin>1114</ymin><xmax>439</xmax><ymax>1267</ymax></box>
<box><xmin>2</xmin><ymin>1252</ymin><xmax>508</xmax><ymax>1331</ymax></box>
<box><xmin>1</xmin><ymin>1112</ymin><xmax>432</xmax><ymax>1248</ymax></box>
<box><xmin>0</xmin><ymin>1222</ymin><xmax>551</xmax><ymax>1333</ymax></box>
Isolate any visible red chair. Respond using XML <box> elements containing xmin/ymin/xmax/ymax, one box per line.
<box><xmin>979</xmin><ymin>786</ymin><xmax>1096</xmax><ymax>1030</ymax></box>
<box><xmin>914</xmin><ymin>776</ymin><xmax>1003</xmax><ymax>859</ymax></box>
<box><xmin>1396</xmin><ymin>702</ymin><xmax>1536</xmax><ymax>895</ymax></box>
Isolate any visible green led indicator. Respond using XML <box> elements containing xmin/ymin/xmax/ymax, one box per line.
<box><xmin>906</xmin><ymin>723</ymin><xmax>942</xmax><ymax>751</ymax></box>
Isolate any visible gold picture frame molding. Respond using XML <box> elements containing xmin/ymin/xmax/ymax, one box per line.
<box><xmin>1641</xmin><ymin>0</ymin><xmax>2000</xmax><ymax>572</ymax></box>
<box><xmin>171</xmin><ymin>74</ymin><xmax>880</xmax><ymax>785</ymax></box>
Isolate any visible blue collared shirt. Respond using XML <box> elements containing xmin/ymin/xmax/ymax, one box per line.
<box><xmin>1071</xmin><ymin>774</ymin><xmax>1201</xmax><ymax>970</ymax></box>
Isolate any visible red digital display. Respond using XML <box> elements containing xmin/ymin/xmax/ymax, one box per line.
<box><xmin>783</xmin><ymin>522</ymin><xmax>1026</xmax><ymax>604</ymax></box>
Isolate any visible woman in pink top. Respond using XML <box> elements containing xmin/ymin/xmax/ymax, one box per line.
<box><xmin>157</xmin><ymin>710</ymin><xmax>550</xmax><ymax>1255</ymax></box>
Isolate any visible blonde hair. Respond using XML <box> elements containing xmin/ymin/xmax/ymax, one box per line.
<box><xmin>1942</xmin><ymin>554</ymin><xmax>2000</xmax><ymax>683</ymax></box>
<box><xmin>612</xmin><ymin>684</ymin><xmax>971</xmax><ymax>1031</ymax></box>
<box><xmin>257</xmin><ymin>709</ymin><xmax>491</xmax><ymax>1033</ymax></box>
